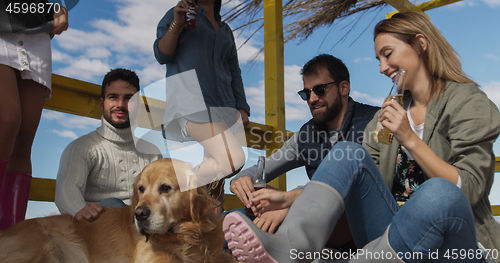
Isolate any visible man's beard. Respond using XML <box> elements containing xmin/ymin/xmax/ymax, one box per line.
<box><xmin>311</xmin><ymin>91</ymin><xmax>343</xmax><ymax>125</ymax></box>
<box><xmin>105</xmin><ymin>111</ymin><xmax>130</xmax><ymax>129</ymax></box>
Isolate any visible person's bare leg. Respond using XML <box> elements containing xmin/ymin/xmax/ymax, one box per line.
<box><xmin>0</xmin><ymin>75</ymin><xmax>47</xmax><ymax>229</ymax></box>
<box><xmin>6</xmin><ymin>77</ymin><xmax>47</xmax><ymax>174</ymax></box>
<box><xmin>186</xmin><ymin>120</ymin><xmax>245</xmax><ymax>214</ymax></box>
<box><xmin>0</xmin><ymin>65</ymin><xmax>22</xmax><ymax>163</ymax></box>
<box><xmin>0</xmin><ymin>67</ymin><xmax>46</xmax><ymax>228</ymax></box>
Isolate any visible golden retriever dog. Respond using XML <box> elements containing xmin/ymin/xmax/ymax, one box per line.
<box><xmin>0</xmin><ymin>158</ymin><xmax>236</xmax><ymax>263</ymax></box>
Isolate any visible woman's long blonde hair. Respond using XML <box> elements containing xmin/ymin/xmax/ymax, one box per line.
<box><xmin>374</xmin><ymin>12</ymin><xmax>476</xmax><ymax>100</ymax></box>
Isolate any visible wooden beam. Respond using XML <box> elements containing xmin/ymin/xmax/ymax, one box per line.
<box><xmin>263</xmin><ymin>0</ymin><xmax>287</xmax><ymax>191</ymax></box>
<box><xmin>45</xmin><ymin>74</ymin><xmax>102</xmax><ymax>119</ymax></box>
<box><xmin>384</xmin><ymin>0</ymin><xmax>430</xmax><ymax>19</ymax></box>
<box><xmin>493</xmin><ymin>205</ymin><xmax>500</xmax><ymax>217</ymax></box>
<box><xmin>386</xmin><ymin>0</ymin><xmax>462</xmax><ymax>18</ymax></box>
<box><xmin>46</xmin><ymin>74</ymin><xmax>291</xmax><ymax>149</ymax></box>
<box><xmin>28</xmin><ymin>178</ymin><xmax>56</xmax><ymax>202</ymax></box>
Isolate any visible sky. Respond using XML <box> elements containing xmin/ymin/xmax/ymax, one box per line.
<box><xmin>26</xmin><ymin>0</ymin><xmax>500</xmax><ymax>218</ymax></box>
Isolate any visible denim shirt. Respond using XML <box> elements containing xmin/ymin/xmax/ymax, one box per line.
<box><xmin>153</xmin><ymin>5</ymin><xmax>250</xmax><ymax>116</ymax></box>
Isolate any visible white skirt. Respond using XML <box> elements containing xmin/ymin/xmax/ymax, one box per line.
<box><xmin>161</xmin><ymin>69</ymin><xmax>242</xmax><ymax>142</ymax></box>
<box><xmin>0</xmin><ymin>32</ymin><xmax>52</xmax><ymax>99</ymax></box>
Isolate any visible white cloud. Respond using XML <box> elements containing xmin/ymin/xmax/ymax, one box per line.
<box><xmin>351</xmin><ymin>90</ymin><xmax>384</xmax><ymax>106</ymax></box>
<box><xmin>55</xmin><ymin>28</ymin><xmax>116</xmax><ymax>52</ymax></box>
<box><xmin>52</xmin><ymin>0</ymin><xmax>262</xmax><ymax>85</ymax></box>
<box><xmin>234</xmin><ymin>36</ymin><xmax>264</xmax><ymax>64</ymax></box>
<box><xmin>57</xmin><ymin>57</ymin><xmax>111</xmax><ymax>81</ymax></box>
<box><xmin>481</xmin><ymin>0</ymin><xmax>500</xmax><ymax>7</ymax></box>
<box><xmin>486</xmin><ymin>54</ymin><xmax>500</xmax><ymax>60</ymax></box>
<box><xmin>443</xmin><ymin>0</ymin><xmax>476</xmax><ymax>8</ymax></box>
<box><xmin>42</xmin><ymin>111</ymin><xmax>101</xmax><ymax>130</ymax></box>
<box><xmin>85</xmin><ymin>47</ymin><xmax>113</xmax><ymax>59</ymax></box>
<box><xmin>42</xmin><ymin>111</ymin><xmax>66</xmax><ymax>120</ymax></box>
<box><xmin>481</xmin><ymin>81</ymin><xmax>500</xmax><ymax>109</ymax></box>
<box><xmin>249</xmin><ymin>115</ymin><xmax>265</xmax><ymax>123</ymax></box>
<box><xmin>51</xmin><ymin>49</ymin><xmax>73</xmax><ymax>62</ymax></box>
<box><xmin>284</xmin><ymin>65</ymin><xmax>310</xmax><ymax>121</ymax></box>
<box><xmin>353</xmin><ymin>57</ymin><xmax>374</xmax><ymax>63</ymax></box>
<box><xmin>136</xmin><ymin>64</ymin><xmax>167</xmax><ymax>86</ymax></box>
<box><xmin>52</xmin><ymin>129</ymin><xmax>78</xmax><ymax>140</ymax></box>
<box><xmin>285</xmin><ymin>105</ymin><xmax>312</xmax><ymax>121</ymax></box>
<box><xmin>88</xmin><ymin>0</ymin><xmax>175</xmax><ymax>54</ymax></box>
<box><xmin>244</xmin><ymin>64</ymin><xmax>311</xmax><ymax>122</ymax></box>
<box><xmin>222</xmin><ymin>0</ymin><xmax>243</xmax><ymax>9</ymax></box>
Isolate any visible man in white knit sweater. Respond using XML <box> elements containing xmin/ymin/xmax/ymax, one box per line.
<box><xmin>55</xmin><ymin>69</ymin><xmax>162</xmax><ymax>222</ymax></box>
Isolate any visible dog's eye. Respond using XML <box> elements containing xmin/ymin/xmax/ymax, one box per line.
<box><xmin>160</xmin><ymin>184</ymin><xmax>171</xmax><ymax>193</ymax></box>
<box><xmin>138</xmin><ymin>186</ymin><xmax>145</xmax><ymax>193</ymax></box>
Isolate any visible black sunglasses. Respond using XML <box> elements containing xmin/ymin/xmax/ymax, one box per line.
<box><xmin>297</xmin><ymin>81</ymin><xmax>335</xmax><ymax>101</ymax></box>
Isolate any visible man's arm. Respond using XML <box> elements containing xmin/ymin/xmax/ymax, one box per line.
<box><xmin>54</xmin><ymin>139</ymin><xmax>93</xmax><ymax>216</ymax></box>
<box><xmin>74</xmin><ymin>202</ymin><xmax>104</xmax><ymax>222</ymax></box>
<box><xmin>230</xmin><ymin>133</ymin><xmax>304</xmax><ymax>207</ymax></box>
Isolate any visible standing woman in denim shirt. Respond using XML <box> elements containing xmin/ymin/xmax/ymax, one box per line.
<box><xmin>154</xmin><ymin>0</ymin><xmax>250</xmax><ymax>214</ymax></box>
<box><xmin>0</xmin><ymin>0</ymin><xmax>68</xmax><ymax>229</ymax></box>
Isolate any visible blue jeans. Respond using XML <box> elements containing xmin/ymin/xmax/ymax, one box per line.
<box><xmin>312</xmin><ymin>141</ymin><xmax>480</xmax><ymax>262</ymax></box>
<box><xmin>99</xmin><ymin>197</ymin><xmax>126</xmax><ymax>208</ymax></box>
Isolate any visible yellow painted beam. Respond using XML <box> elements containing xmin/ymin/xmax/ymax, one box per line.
<box><xmin>493</xmin><ymin>205</ymin><xmax>500</xmax><ymax>216</ymax></box>
<box><xmin>28</xmin><ymin>178</ymin><xmax>56</xmax><ymax>202</ymax></box>
<box><xmin>263</xmin><ymin>0</ymin><xmax>287</xmax><ymax>191</ymax></box>
<box><xmin>47</xmin><ymin>74</ymin><xmax>290</xmax><ymax>148</ymax></box>
<box><xmin>224</xmin><ymin>194</ymin><xmax>245</xmax><ymax>211</ymax></box>
<box><xmin>384</xmin><ymin>0</ymin><xmax>430</xmax><ymax>19</ymax></box>
<box><xmin>416</xmin><ymin>0</ymin><xmax>462</xmax><ymax>11</ymax></box>
<box><xmin>46</xmin><ymin>74</ymin><xmax>102</xmax><ymax>119</ymax></box>
<box><xmin>386</xmin><ymin>0</ymin><xmax>462</xmax><ymax>18</ymax></box>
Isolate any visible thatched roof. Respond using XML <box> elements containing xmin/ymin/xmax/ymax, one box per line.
<box><xmin>223</xmin><ymin>0</ymin><xmax>387</xmax><ymax>44</ymax></box>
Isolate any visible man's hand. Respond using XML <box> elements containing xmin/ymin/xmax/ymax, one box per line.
<box><xmin>253</xmin><ymin>208</ymin><xmax>289</xmax><ymax>234</ymax></box>
<box><xmin>74</xmin><ymin>202</ymin><xmax>104</xmax><ymax>223</ymax></box>
<box><xmin>229</xmin><ymin>176</ymin><xmax>255</xmax><ymax>209</ymax></box>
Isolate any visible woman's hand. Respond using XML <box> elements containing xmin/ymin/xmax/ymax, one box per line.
<box><xmin>379</xmin><ymin>100</ymin><xmax>418</xmax><ymax>147</ymax></box>
<box><xmin>50</xmin><ymin>6</ymin><xmax>68</xmax><ymax>35</ymax></box>
<box><xmin>252</xmin><ymin>208</ymin><xmax>289</xmax><ymax>234</ymax></box>
<box><xmin>239</xmin><ymin>109</ymin><xmax>250</xmax><ymax>127</ymax></box>
<box><xmin>249</xmin><ymin>189</ymin><xmax>301</xmax><ymax>217</ymax></box>
<box><xmin>173</xmin><ymin>0</ymin><xmax>197</xmax><ymax>26</ymax></box>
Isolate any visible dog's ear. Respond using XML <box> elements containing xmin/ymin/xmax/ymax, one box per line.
<box><xmin>132</xmin><ymin>173</ymin><xmax>140</xmax><ymax>208</ymax></box>
<box><xmin>189</xmin><ymin>186</ymin><xmax>211</xmax><ymax>222</ymax></box>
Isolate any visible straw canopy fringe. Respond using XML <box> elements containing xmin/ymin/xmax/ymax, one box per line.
<box><xmin>223</xmin><ymin>0</ymin><xmax>386</xmax><ymax>44</ymax></box>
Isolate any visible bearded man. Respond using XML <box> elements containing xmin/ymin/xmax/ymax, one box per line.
<box><xmin>228</xmin><ymin>54</ymin><xmax>379</xmax><ymax>250</ymax></box>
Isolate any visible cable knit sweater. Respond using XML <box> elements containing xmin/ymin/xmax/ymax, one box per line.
<box><xmin>55</xmin><ymin>117</ymin><xmax>162</xmax><ymax>215</ymax></box>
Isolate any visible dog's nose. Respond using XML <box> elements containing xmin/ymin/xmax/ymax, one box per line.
<box><xmin>134</xmin><ymin>206</ymin><xmax>151</xmax><ymax>222</ymax></box>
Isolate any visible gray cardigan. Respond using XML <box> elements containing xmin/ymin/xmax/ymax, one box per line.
<box><xmin>364</xmin><ymin>81</ymin><xmax>500</xmax><ymax>254</ymax></box>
